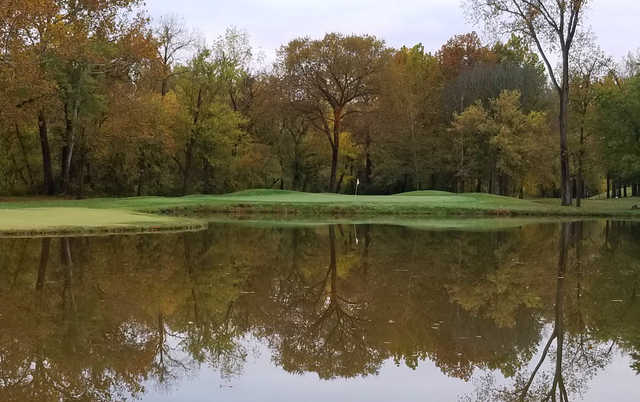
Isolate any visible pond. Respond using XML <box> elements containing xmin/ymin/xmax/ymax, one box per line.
<box><xmin>1</xmin><ymin>220</ymin><xmax>639</xmax><ymax>401</ymax></box>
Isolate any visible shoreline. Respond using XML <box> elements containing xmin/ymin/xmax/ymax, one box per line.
<box><xmin>1</xmin><ymin>190</ymin><xmax>638</xmax><ymax>236</ymax></box>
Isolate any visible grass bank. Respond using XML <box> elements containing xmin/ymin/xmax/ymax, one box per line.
<box><xmin>1</xmin><ymin>190</ymin><xmax>638</xmax><ymax>235</ymax></box>
<box><xmin>0</xmin><ymin>207</ymin><xmax>205</xmax><ymax>237</ymax></box>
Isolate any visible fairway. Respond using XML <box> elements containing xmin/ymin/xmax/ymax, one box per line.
<box><xmin>0</xmin><ymin>207</ymin><xmax>203</xmax><ymax>236</ymax></box>
<box><xmin>1</xmin><ymin>190</ymin><xmax>639</xmax><ymax>235</ymax></box>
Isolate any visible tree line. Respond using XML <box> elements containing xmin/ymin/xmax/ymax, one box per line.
<box><xmin>1</xmin><ymin>0</ymin><xmax>639</xmax><ymax>203</ymax></box>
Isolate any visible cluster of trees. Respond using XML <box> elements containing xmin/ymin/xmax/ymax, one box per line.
<box><xmin>1</xmin><ymin>1</ymin><xmax>639</xmax><ymax>202</ymax></box>
<box><xmin>2</xmin><ymin>221</ymin><xmax>640</xmax><ymax>401</ymax></box>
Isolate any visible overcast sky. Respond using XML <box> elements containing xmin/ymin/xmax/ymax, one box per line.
<box><xmin>147</xmin><ymin>0</ymin><xmax>640</xmax><ymax>66</ymax></box>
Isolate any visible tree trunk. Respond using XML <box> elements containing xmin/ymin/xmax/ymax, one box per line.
<box><xmin>488</xmin><ymin>169</ymin><xmax>494</xmax><ymax>194</ymax></box>
<box><xmin>182</xmin><ymin>138</ymin><xmax>195</xmax><ymax>195</ymax></box>
<box><xmin>14</xmin><ymin>124</ymin><xmax>35</xmax><ymax>190</ymax></box>
<box><xmin>37</xmin><ymin>110</ymin><xmax>55</xmax><ymax>195</ymax></box>
<box><xmin>78</xmin><ymin>153</ymin><xmax>86</xmax><ymax>199</ymax></box>
<box><xmin>606</xmin><ymin>174</ymin><xmax>611</xmax><ymax>199</ymax></box>
<box><xmin>328</xmin><ymin>108</ymin><xmax>342</xmax><ymax>193</ymax></box>
<box><xmin>335</xmin><ymin>172</ymin><xmax>344</xmax><ymax>194</ymax></box>
<box><xmin>559</xmin><ymin>56</ymin><xmax>572</xmax><ymax>206</ymax></box>
<box><xmin>364</xmin><ymin>130</ymin><xmax>372</xmax><ymax>187</ymax></box>
<box><xmin>183</xmin><ymin>87</ymin><xmax>203</xmax><ymax>195</ymax></box>
<box><xmin>576</xmin><ymin>126</ymin><xmax>585</xmax><ymax>207</ymax></box>
<box><xmin>161</xmin><ymin>77</ymin><xmax>168</xmax><ymax>97</ymax></box>
<box><xmin>61</xmin><ymin>100</ymin><xmax>78</xmax><ymax>194</ymax></box>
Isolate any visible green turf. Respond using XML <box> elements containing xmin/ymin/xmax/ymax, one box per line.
<box><xmin>0</xmin><ymin>207</ymin><xmax>204</xmax><ymax>237</ymax></box>
<box><xmin>0</xmin><ymin>189</ymin><xmax>638</xmax><ymax>235</ymax></box>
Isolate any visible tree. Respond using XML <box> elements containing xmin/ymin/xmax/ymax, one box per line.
<box><xmin>369</xmin><ymin>44</ymin><xmax>444</xmax><ymax>193</ymax></box>
<box><xmin>251</xmin><ymin>74</ymin><xmax>324</xmax><ymax>191</ymax></box>
<box><xmin>450</xmin><ymin>90</ymin><xmax>552</xmax><ymax>196</ymax></box>
<box><xmin>155</xmin><ymin>15</ymin><xmax>194</xmax><ymax>97</ymax></box>
<box><xmin>277</xmin><ymin>33</ymin><xmax>387</xmax><ymax>192</ymax></box>
<box><xmin>593</xmin><ymin>75</ymin><xmax>640</xmax><ymax>197</ymax></box>
<box><xmin>173</xmin><ymin>47</ymin><xmax>247</xmax><ymax>194</ymax></box>
<box><xmin>568</xmin><ymin>42</ymin><xmax>611</xmax><ymax>206</ymax></box>
<box><xmin>467</xmin><ymin>0</ymin><xmax>591</xmax><ymax>206</ymax></box>
<box><xmin>438</xmin><ymin>32</ymin><xmax>495</xmax><ymax>82</ymax></box>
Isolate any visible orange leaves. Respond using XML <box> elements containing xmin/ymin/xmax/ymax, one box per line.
<box><xmin>438</xmin><ymin>32</ymin><xmax>497</xmax><ymax>80</ymax></box>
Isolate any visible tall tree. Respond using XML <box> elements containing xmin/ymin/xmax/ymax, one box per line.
<box><xmin>277</xmin><ymin>33</ymin><xmax>387</xmax><ymax>192</ymax></box>
<box><xmin>155</xmin><ymin>15</ymin><xmax>194</xmax><ymax>97</ymax></box>
<box><xmin>569</xmin><ymin>42</ymin><xmax>611</xmax><ymax>206</ymax></box>
<box><xmin>369</xmin><ymin>44</ymin><xmax>444</xmax><ymax>192</ymax></box>
<box><xmin>467</xmin><ymin>0</ymin><xmax>590</xmax><ymax>206</ymax></box>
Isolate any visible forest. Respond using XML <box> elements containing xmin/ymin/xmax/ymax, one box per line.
<box><xmin>1</xmin><ymin>0</ymin><xmax>639</xmax><ymax>204</ymax></box>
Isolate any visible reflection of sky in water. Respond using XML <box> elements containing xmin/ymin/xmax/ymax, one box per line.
<box><xmin>143</xmin><ymin>335</ymin><xmax>473</xmax><ymax>402</ymax></box>
<box><xmin>3</xmin><ymin>220</ymin><xmax>640</xmax><ymax>402</ymax></box>
<box><xmin>142</xmin><ymin>331</ymin><xmax>639</xmax><ymax>402</ymax></box>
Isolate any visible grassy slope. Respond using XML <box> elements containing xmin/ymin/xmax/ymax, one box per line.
<box><xmin>0</xmin><ymin>190</ymin><xmax>638</xmax><ymax>235</ymax></box>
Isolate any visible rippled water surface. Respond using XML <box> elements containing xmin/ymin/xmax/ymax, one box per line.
<box><xmin>1</xmin><ymin>220</ymin><xmax>639</xmax><ymax>401</ymax></box>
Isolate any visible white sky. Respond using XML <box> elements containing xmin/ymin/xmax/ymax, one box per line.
<box><xmin>146</xmin><ymin>0</ymin><xmax>640</xmax><ymax>66</ymax></box>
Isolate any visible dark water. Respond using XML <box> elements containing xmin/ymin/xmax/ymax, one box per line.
<box><xmin>1</xmin><ymin>220</ymin><xmax>640</xmax><ymax>402</ymax></box>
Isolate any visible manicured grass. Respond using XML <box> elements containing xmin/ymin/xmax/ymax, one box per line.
<box><xmin>0</xmin><ymin>207</ymin><xmax>204</xmax><ymax>237</ymax></box>
<box><xmin>0</xmin><ymin>189</ymin><xmax>638</xmax><ymax>235</ymax></box>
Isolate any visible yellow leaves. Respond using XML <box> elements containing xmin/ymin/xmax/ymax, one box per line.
<box><xmin>449</xmin><ymin>89</ymin><xmax>552</xmax><ymax>191</ymax></box>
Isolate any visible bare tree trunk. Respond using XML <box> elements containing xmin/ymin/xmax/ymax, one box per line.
<box><xmin>182</xmin><ymin>138</ymin><xmax>195</xmax><ymax>195</ymax></box>
<box><xmin>329</xmin><ymin>108</ymin><xmax>342</xmax><ymax>193</ymax></box>
<box><xmin>14</xmin><ymin>124</ymin><xmax>35</xmax><ymax>190</ymax></box>
<box><xmin>61</xmin><ymin>100</ymin><xmax>78</xmax><ymax>194</ymax></box>
<box><xmin>161</xmin><ymin>77</ymin><xmax>168</xmax><ymax>97</ymax></box>
<box><xmin>488</xmin><ymin>166</ymin><xmax>494</xmax><ymax>195</ymax></box>
<box><xmin>559</xmin><ymin>79</ymin><xmax>572</xmax><ymax>206</ymax></box>
<box><xmin>335</xmin><ymin>172</ymin><xmax>344</xmax><ymax>194</ymax></box>
<box><xmin>576</xmin><ymin>126</ymin><xmax>585</xmax><ymax>207</ymax></box>
<box><xmin>606</xmin><ymin>174</ymin><xmax>611</xmax><ymax>199</ymax></box>
<box><xmin>37</xmin><ymin>110</ymin><xmax>55</xmax><ymax>195</ymax></box>
<box><xmin>183</xmin><ymin>87</ymin><xmax>203</xmax><ymax>195</ymax></box>
<box><xmin>77</xmin><ymin>136</ymin><xmax>87</xmax><ymax>199</ymax></box>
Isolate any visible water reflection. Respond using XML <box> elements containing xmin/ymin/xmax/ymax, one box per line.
<box><xmin>1</xmin><ymin>221</ymin><xmax>639</xmax><ymax>401</ymax></box>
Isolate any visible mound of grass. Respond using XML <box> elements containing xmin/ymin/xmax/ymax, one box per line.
<box><xmin>395</xmin><ymin>190</ymin><xmax>455</xmax><ymax>196</ymax></box>
<box><xmin>222</xmin><ymin>189</ymin><xmax>303</xmax><ymax>197</ymax></box>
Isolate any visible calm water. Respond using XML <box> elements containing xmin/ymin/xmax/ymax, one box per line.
<box><xmin>1</xmin><ymin>220</ymin><xmax>639</xmax><ymax>401</ymax></box>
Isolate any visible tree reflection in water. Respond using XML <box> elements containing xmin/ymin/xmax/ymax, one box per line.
<box><xmin>0</xmin><ymin>220</ymin><xmax>639</xmax><ymax>401</ymax></box>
